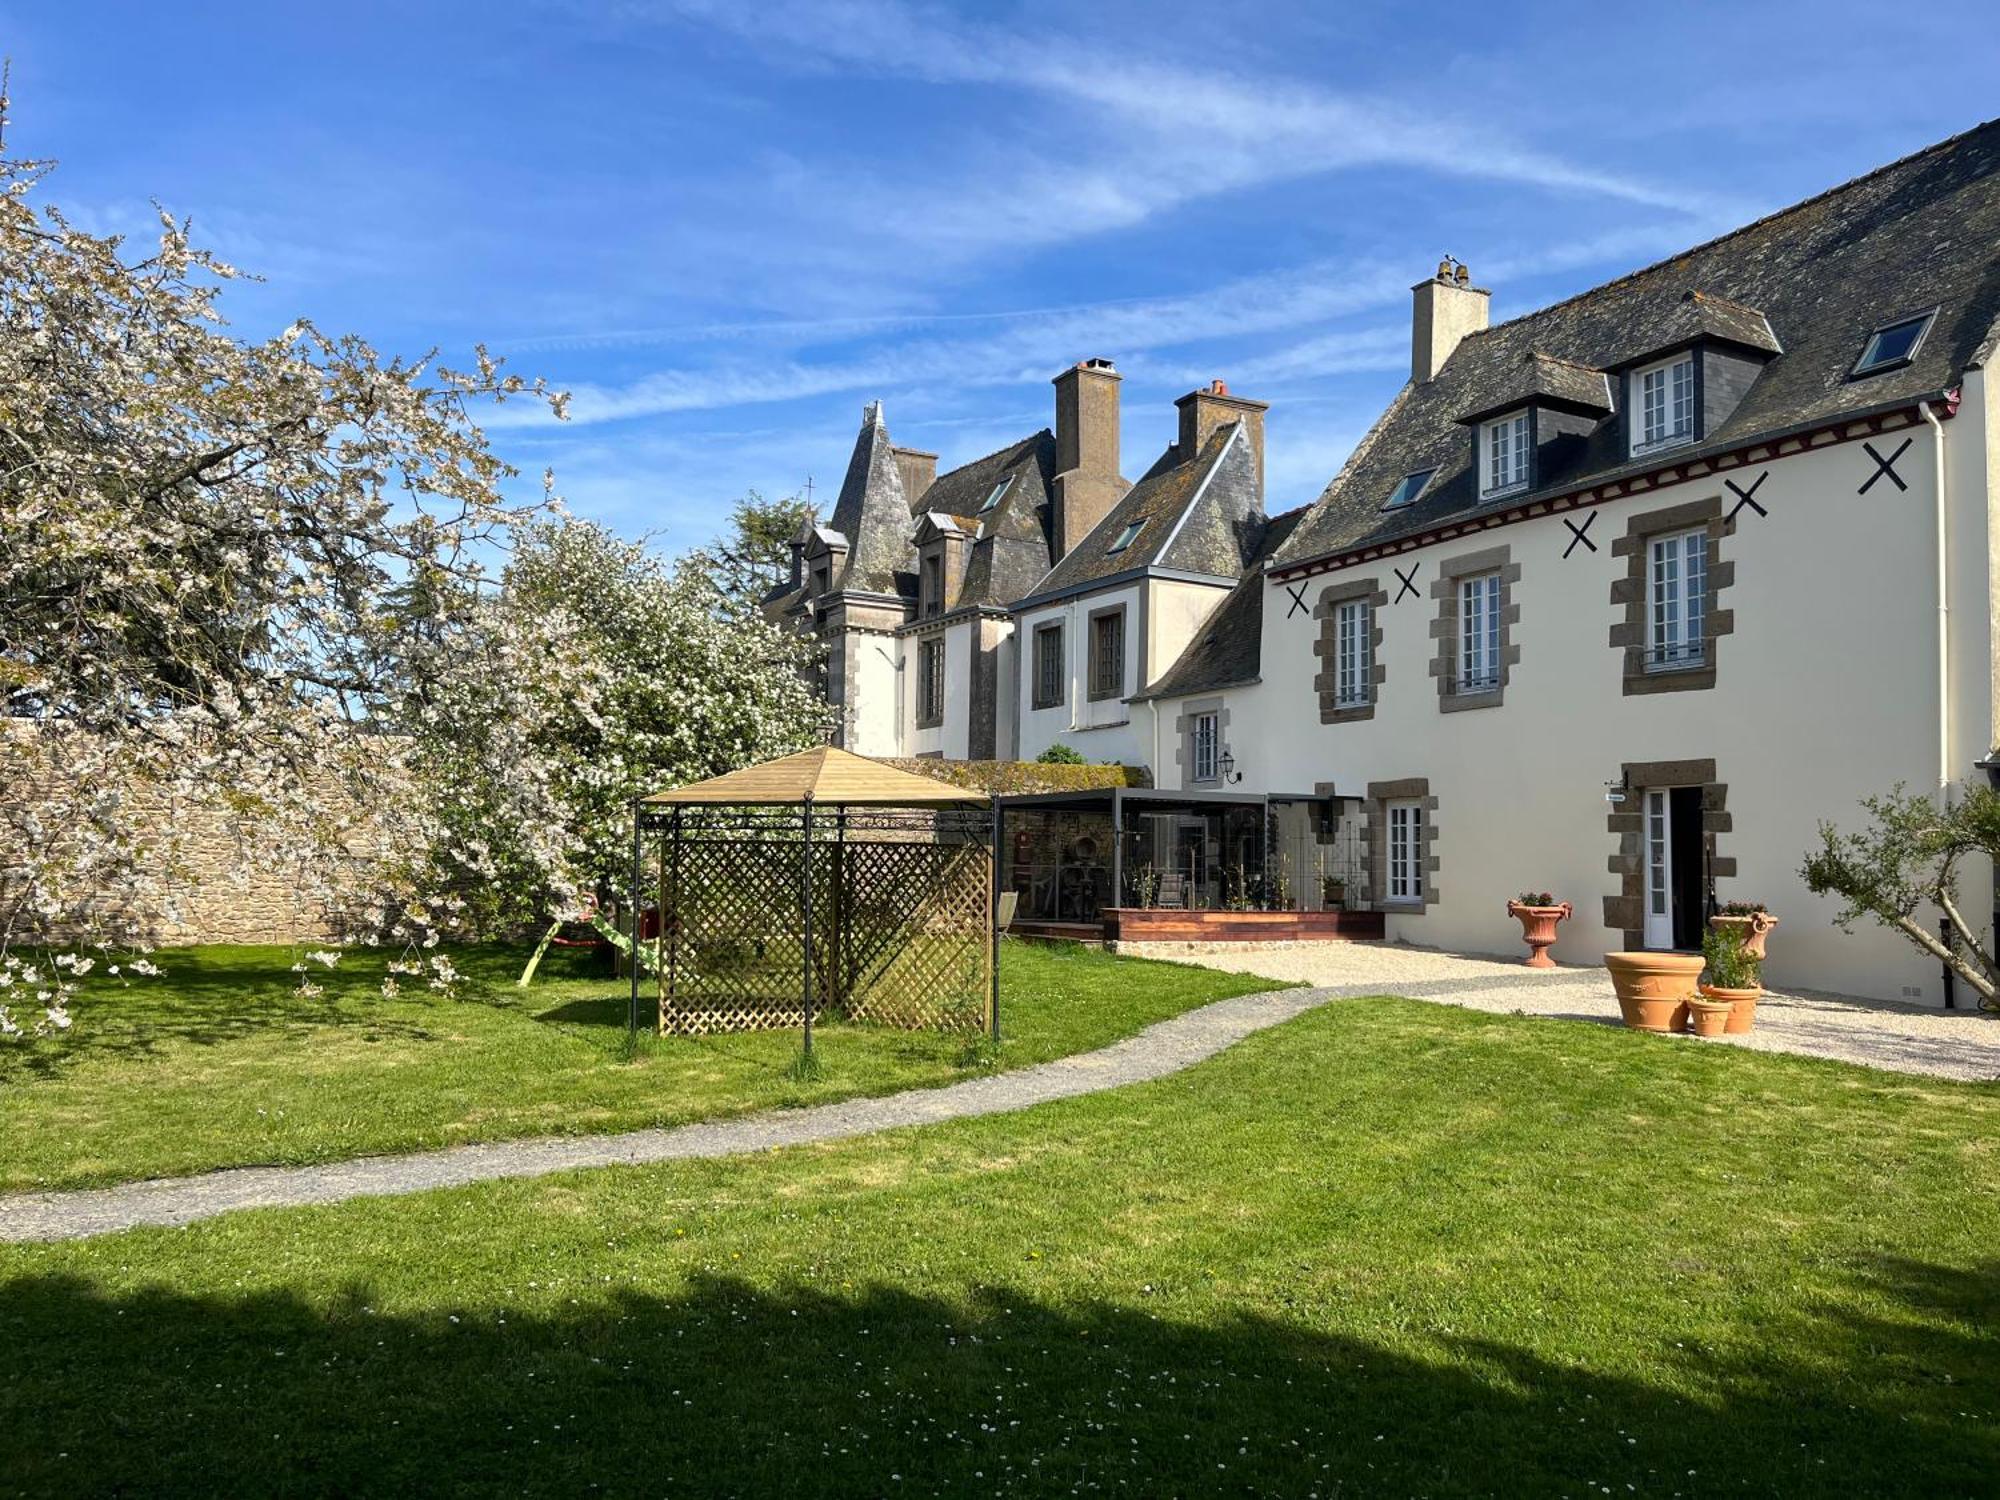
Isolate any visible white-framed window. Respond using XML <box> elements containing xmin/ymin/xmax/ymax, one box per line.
<box><xmin>1633</xmin><ymin>353</ymin><xmax>1696</xmax><ymax>454</ymax></box>
<box><xmin>916</xmin><ymin>637</ymin><xmax>945</xmax><ymax>725</ymax></box>
<box><xmin>1190</xmin><ymin>711</ymin><xmax>1219</xmax><ymax>783</ymax></box>
<box><xmin>1386</xmin><ymin>800</ymin><xmax>1425</xmax><ymax>903</ymax></box>
<box><xmin>1457</xmin><ymin>572</ymin><xmax>1501</xmax><ymax>693</ymax></box>
<box><xmin>1481</xmin><ymin>412</ymin><xmax>1530</xmax><ymax>497</ymax></box>
<box><xmin>1335</xmin><ymin>599</ymin><xmax>1372</xmax><ymax>708</ymax></box>
<box><xmin>1647</xmin><ymin>528</ymin><xmax>1708</xmax><ymax>670</ymax></box>
<box><xmin>1031</xmin><ymin>622</ymin><xmax>1064</xmax><ymax>710</ymax></box>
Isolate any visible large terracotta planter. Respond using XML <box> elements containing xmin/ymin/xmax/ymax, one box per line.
<box><xmin>1603</xmin><ymin>951</ymin><xmax>1704</xmax><ymax>1033</ymax></box>
<box><xmin>1701</xmin><ymin>982</ymin><xmax>1761</xmax><ymax>1034</ymax></box>
<box><xmin>1506</xmin><ymin>900</ymin><xmax>1572</xmax><ymax>968</ymax></box>
<box><xmin>1687</xmin><ymin>996</ymin><xmax>1733</xmax><ymax>1038</ymax></box>
<box><xmin>1710</xmin><ymin>911</ymin><xmax>1777</xmax><ymax>960</ymax></box>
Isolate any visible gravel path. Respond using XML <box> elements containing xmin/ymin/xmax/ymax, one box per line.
<box><xmin>0</xmin><ymin>983</ymin><xmax>1335</xmax><ymax>1246</ymax></box>
<box><xmin>1144</xmin><ymin>941</ymin><xmax>2000</xmax><ymax>1082</ymax></box>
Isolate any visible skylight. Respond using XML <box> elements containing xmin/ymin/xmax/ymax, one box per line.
<box><xmin>1382</xmin><ymin>469</ymin><xmax>1435</xmax><ymax>509</ymax></box>
<box><xmin>1853</xmin><ymin>311</ymin><xmax>1935</xmax><ymax>377</ymax></box>
<box><xmin>1105</xmin><ymin>519</ymin><xmax>1144</xmax><ymax>555</ymax></box>
<box><xmin>979</xmin><ymin>475</ymin><xmax>1014</xmax><ymax>512</ymax></box>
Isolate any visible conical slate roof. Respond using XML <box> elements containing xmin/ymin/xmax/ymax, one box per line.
<box><xmin>643</xmin><ymin>747</ymin><xmax>989</xmax><ymax>806</ymax></box>
<box><xmin>826</xmin><ymin>401</ymin><xmax>911</xmax><ymax>595</ymax></box>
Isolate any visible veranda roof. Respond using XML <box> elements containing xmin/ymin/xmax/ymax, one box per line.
<box><xmin>643</xmin><ymin>746</ymin><xmax>990</xmax><ymax>807</ymax></box>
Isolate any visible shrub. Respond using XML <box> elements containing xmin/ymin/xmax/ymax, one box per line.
<box><xmin>1036</xmin><ymin>744</ymin><xmax>1087</xmax><ymax>765</ymax></box>
<box><xmin>1702</xmin><ymin>922</ymin><xmax>1762</xmax><ymax>991</ymax></box>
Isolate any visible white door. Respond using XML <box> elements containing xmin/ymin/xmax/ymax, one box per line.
<box><xmin>1643</xmin><ymin>789</ymin><xmax>1674</xmax><ymax>949</ymax></box>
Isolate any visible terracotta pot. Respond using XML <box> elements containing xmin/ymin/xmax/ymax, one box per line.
<box><xmin>1701</xmin><ymin>982</ymin><xmax>1761</xmax><ymax>1034</ymax></box>
<box><xmin>1506</xmin><ymin>900</ymin><xmax>1572</xmax><ymax>969</ymax></box>
<box><xmin>1687</xmin><ymin>996</ymin><xmax>1734</xmax><ymax>1038</ymax></box>
<box><xmin>1710</xmin><ymin>911</ymin><xmax>1778</xmax><ymax>960</ymax></box>
<box><xmin>1603</xmin><ymin>951</ymin><xmax>1704</xmax><ymax>1033</ymax></box>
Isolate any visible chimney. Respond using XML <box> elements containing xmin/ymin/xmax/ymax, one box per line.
<box><xmin>1411</xmin><ymin>256</ymin><xmax>1490</xmax><ymax>383</ymax></box>
<box><xmin>1052</xmin><ymin>357</ymin><xmax>1127</xmax><ymax>556</ymax></box>
<box><xmin>890</xmin><ymin>445</ymin><xmax>938</xmax><ymax>505</ymax></box>
<box><xmin>1175</xmin><ymin>379</ymin><xmax>1269</xmax><ymax>499</ymax></box>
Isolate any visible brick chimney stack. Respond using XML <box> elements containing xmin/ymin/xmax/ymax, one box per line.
<box><xmin>1175</xmin><ymin>379</ymin><xmax>1269</xmax><ymax>499</ymax></box>
<box><xmin>1410</xmin><ymin>257</ymin><xmax>1490</xmax><ymax>383</ymax></box>
<box><xmin>1051</xmin><ymin>358</ymin><xmax>1128</xmax><ymax>557</ymax></box>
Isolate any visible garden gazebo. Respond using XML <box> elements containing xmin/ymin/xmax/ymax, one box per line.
<box><xmin>631</xmin><ymin>747</ymin><xmax>996</xmax><ymax>1053</ymax></box>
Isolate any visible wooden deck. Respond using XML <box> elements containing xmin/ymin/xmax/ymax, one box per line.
<box><xmin>1010</xmin><ymin>909</ymin><xmax>1386</xmax><ymax>946</ymax></box>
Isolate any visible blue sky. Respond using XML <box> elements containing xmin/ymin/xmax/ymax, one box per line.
<box><xmin>8</xmin><ymin>2</ymin><xmax>1997</xmax><ymax>551</ymax></box>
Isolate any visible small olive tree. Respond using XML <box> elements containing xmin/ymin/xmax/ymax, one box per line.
<box><xmin>1801</xmin><ymin>781</ymin><xmax>1999</xmax><ymax>1010</ymax></box>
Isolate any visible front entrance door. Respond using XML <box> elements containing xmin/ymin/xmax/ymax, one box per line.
<box><xmin>1642</xmin><ymin>786</ymin><xmax>1708</xmax><ymax>950</ymax></box>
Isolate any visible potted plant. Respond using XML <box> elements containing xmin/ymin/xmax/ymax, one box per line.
<box><xmin>1604</xmin><ymin>951</ymin><xmax>1705</xmax><ymax>1032</ymax></box>
<box><xmin>1711</xmin><ymin>900</ymin><xmax>1778</xmax><ymax>960</ymax></box>
<box><xmin>1687</xmin><ymin>992</ymin><xmax>1734</xmax><ymax>1038</ymax></box>
<box><xmin>1505</xmin><ymin>891</ymin><xmax>1571</xmax><ymax>968</ymax></box>
<box><xmin>1699</xmin><ymin>923</ymin><xmax>1763</xmax><ymax>1034</ymax></box>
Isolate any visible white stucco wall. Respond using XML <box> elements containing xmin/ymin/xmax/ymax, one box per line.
<box><xmin>843</xmin><ymin>629</ymin><xmax>902</xmax><ymax>758</ymax></box>
<box><xmin>1208</xmin><ymin>411</ymin><xmax>1994</xmax><ymax>1005</ymax></box>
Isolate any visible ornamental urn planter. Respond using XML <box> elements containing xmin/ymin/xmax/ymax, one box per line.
<box><xmin>1710</xmin><ymin>911</ymin><xmax>1778</xmax><ymax>960</ymax></box>
<box><xmin>1506</xmin><ymin>900</ymin><xmax>1572</xmax><ymax>968</ymax></box>
<box><xmin>1687</xmin><ymin>996</ymin><xmax>1734</xmax><ymax>1038</ymax></box>
<box><xmin>1603</xmin><ymin>951</ymin><xmax>1705</xmax><ymax>1033</ymax></box>
<box><xmin>1700</xmin><ymin>982</ymin><xmax>1762</xmax><ymax>1034</ymax></box>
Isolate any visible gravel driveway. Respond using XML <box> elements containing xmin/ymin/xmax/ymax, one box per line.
<box><xmin>1140</xmin><ymin>941</ymin><xmax>2000</xmax><ymax>1082</ymax></box>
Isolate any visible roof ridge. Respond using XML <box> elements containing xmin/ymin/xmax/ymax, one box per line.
<box><xmin>931</xmin><ymin>427</ymin><xmax>1053</xmax><ymax>481</ymax></box>
<box><xmin>1465</xmin><ymin>115</ymin><xmax>2000</xmax><ymax>345</ymax></box>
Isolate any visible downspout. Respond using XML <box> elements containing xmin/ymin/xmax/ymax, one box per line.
<box><xmin>1920</xmin><ymin>397</ymin><xmax>1950</xmax><ymax>792</ymax></box>
<box><xmin>1920</xmin><ymin>396</ymin><xmax>1956</xmax><ymax>1006</ymax></box>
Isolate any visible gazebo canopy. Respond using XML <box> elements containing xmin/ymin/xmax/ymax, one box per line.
<box><xmin>644</xmin><ymin>746</ymin><xmax>989</xmax><ymax>808</ymax></box>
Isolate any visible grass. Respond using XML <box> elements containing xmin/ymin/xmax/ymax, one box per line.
<box><xmin>0</xmin><ymin>939</ymin><xmax>1279</xmax><ymax>1192</ymax></box>
<box><xmin>1</xmin><ymin>999</ymin><xmax>1995</xmax><ymax>1495</ymax></box>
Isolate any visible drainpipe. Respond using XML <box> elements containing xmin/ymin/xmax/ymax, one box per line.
<box><xmin>1920</xmin><ymin>397</ymin><xmax>1950</xmax><ymax>792</ymax></box>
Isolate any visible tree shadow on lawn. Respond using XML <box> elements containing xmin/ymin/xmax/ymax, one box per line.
<box><xmin>0</xmin><ymin>1254</ymin><xmax>1989</xmax><ymax>1496</ymax></box>
<box><xmin>0</xmin><ymin>944</ymin><xmax>597</xmax><ymax>1082</ymax></box>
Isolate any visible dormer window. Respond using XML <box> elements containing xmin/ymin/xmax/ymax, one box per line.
<box><xmin>919</xmin><ymin>552</ymin><xmax>944</xmax><ymax>618</ymax></box>
<box><xmin>1632</xmin><ymin>354</ymin><xmax>1695</xmax><ymax>455</ymax></box>
<box><xmin>1383</xmin><ymin>469</ymin><xmax>1435</xmax><ymax>510</ymax></box>
<box><xmin>811</xmin><ymin>563</ymin><xmax>831</xmax><ymax>596</ymax></box>
<box><xmin>1105</xmin><ymin>519</ymin><xmax>1144</xmax><ymax>555</ymax></box>
<box><xmin>1481</xmin><ymin>413</ymin><xmax>1530</xmax><ymax>498</ymax></box>
<box><xmin>980</xmin><ymin>475</ymin><xmax>1014</xmax><ymax>512</ymax></box>
<box><xmin>1853</xmin><ymin>310</ymin><xmax>1935</xmax><ymax>377</ymax></box>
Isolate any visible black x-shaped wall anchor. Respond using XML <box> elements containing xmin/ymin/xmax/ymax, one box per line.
<box><xmin>1393</xmin><ymin>563</ymin><xmax>1420</xmax><ymax>603</ymax></box>
<box><xmin>1859</xmin><ymin>438</ymin><xmax>1913</xmax><ymax>495</ymax></box>
<box><xmin>1561</xmin><ymin>511</ymin><xmax>1598</xmax><ymax>558</ymax></box>
<box><xmin>1725</xmin><ymin>470</ymin><xmax>1770</xmax><ymax>522</ymax></box>
<box><xmin>1284</xmin><ymin>582</ymin><xmax>1310</xmax><ymax>619</ymax></box>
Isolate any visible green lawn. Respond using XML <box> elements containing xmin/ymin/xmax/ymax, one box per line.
<box><xmin>2</xmin><ymin>999</ymin><xmax>1994</xmax><ymax>1496</ymax></box>
<box><xmin>0</xmin><ymin>939</ymin><xmax>1279</xmax><ymax>1191</ymax></box>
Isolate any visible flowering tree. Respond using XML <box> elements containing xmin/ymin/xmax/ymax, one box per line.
<box><xmin>399</xmin><ymin>517</ymin><xmax>828</xmax><ymax>969</ymax></box>
<box><xmin>0</xmin><ymin>148</ymin><xmax>563</xmax><ymax>1033</ymax></box>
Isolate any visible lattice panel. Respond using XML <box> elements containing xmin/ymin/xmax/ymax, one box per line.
<box><xmin>657</xmin><ymin>828</ymin><xmax>991</xmax><ymax>1037</ymax></box>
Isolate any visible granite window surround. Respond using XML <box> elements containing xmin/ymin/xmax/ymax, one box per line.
<box><xmin>1602</xmin><ymin>759</ymin><xmax>1733</xmax><ymax>949</ymax></box>
<box><xmin>1428</xmin><ymin>545</ymin><xmax>1521</xmax><ymax>712</ymax></box>
<box><xmin>1087</xmin><ymin>604</ymin><xmax>1127</xmax><ymax>702</ymax></box>
<box><xmin>1311</xmin><ymin>576</ymin><xmax>1388</xmax><ymax>725</ymax></box>
<box><xmin>1031</xmin><ymin>621</ymin><xmax>1065</xmax><ymax>710</ymax></box>
<box><xmin>1362</xmin><ymin>777</ymin><xmax>1439</xmax><ymax>912</ymax></box>
<box><xmin>1175</xmin><ymin>697</ymin><xmax>1229</xmax><ymax>787</ymax></box>
<box><xmin>1608</xmin><ymin>497</ymin><xmax>1736</xmax><ymax>696</ymax></box>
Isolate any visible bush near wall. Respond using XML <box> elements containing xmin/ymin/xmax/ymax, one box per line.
<box><xmin>882</xmin><ymin>759</ymin><xmax>1152</xmax><ymax>796</ymax></box>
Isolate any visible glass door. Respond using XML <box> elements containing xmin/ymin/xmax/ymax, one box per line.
<box><xmin>1643</xmin><ymin>789</ymin><xmax>1675</xmax><ymax>950</ymax></box>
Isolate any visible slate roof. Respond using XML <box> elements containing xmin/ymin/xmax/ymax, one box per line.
<box><xmin>1134</xmin><ymin>508</ymin><xmax>1305</xmax><ymax>702</ymax></box>
<box><xmin>1460</xmin><ymin>351</ymin><xmax>1612</xmax><ymax>424</ymax></box>
<box><xmin>910</xmin><ymin>430</ymin><xmax>1058</xmax><ymax>610</ymax></box>
<box><xmin>1022</xmin><ymin>422</ymin><xmax>1263</xmax><ymax>602</ymax></box>
<box><xmin>1275</xmin><ymin>118</ymin><xmax>2000</xmax><ymax>572</ymax></box>
<box><xmin>825</xmin><ymin>401</ymin><xmax>911</xmax><ymax>595</ymax></box>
